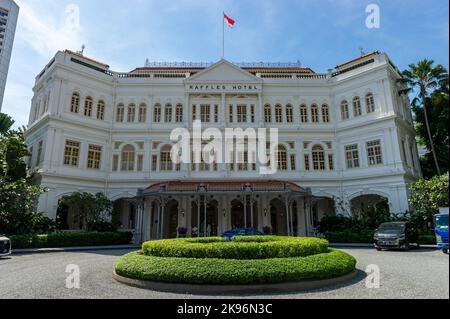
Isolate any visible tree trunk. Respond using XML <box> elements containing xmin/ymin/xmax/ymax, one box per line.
<box><xmin>420</xmin><ymin>83</ymin><xmax>441</xmax><ymax>176</ymax></box>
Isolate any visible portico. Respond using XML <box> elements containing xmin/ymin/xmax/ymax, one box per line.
<box><xmin>134</xmin><ymin>180</ymin><xmax>320</xmax><ymax>243</ymax></box>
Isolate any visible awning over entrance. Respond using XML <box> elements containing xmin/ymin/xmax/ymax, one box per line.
<box><xmin>143</xmin><ymin>180</ymin><xmax>308</xmax><ymax>196</ymax></box>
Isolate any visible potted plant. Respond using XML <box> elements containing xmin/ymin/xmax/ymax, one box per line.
<box><xmin>263</xmin><ymin>226</ymin><xmax>273</xmax><ymax>235</ymax></box>
<box><xmin>177</xmin><ymin>227</ymin><xmax>188</xmax><ymax>238</ymax></box>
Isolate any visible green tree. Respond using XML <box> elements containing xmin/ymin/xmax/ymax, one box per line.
<box><xmin>412</xmin><ymin>81</ymin><xmax>449</xmax><ymax>178</ymax></box>
<box><xmin>409</xmin><ymin>173</ymin><xmax>449</xmax><ymax>228</ymax></box>
<box><xmin>0</xmin><ymin>113</ymin><xmax>48</xmax><ymax>235</ymax></box>
<box><xmin>59</xmin><ymin>192</ymin><xmax>115</xmax><ymax>231</ymax></box>
<box><xmin>400</xmin><ymin>60</ymin><xmax>449</xmax><ymax>176</ymax></box>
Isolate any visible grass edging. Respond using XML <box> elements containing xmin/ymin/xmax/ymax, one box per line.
<box><xmin>115</xmin><ymin>248</ymin><xmax>356</xmax><ymax>286</ymax></box>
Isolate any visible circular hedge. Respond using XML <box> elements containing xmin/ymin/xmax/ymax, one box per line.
<box><xmin>142</xmin><ymin>236</ymin><xmax>329</xmax><ymax>260</ymax></box>
<box><xmin>115</xmin><ymin>236</ymin><xmax>357</xmax><ymax>286</ymax></box>
<box><xmin>115</xmin><ymin>249</ymin><xmax>356</xmax><ymax>285</ymax></box>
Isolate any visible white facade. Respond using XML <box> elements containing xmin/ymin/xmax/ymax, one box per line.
<box><xmin>25</xmin><ymin>50</ymin><xmax>421</xmax><ymax>239</ymax></box>
<box><xmin>0</xmin><ymin>0</ymin><xmax>18</xmax><ymax>110</ymax></box>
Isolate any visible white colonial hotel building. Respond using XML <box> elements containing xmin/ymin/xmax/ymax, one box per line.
<box><xmin>25</xmin><ymin>50</ymin><xmax>421</xmax><ymax>241</ymax></box>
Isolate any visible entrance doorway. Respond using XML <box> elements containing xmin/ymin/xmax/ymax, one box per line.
<box><xmin>191</xmin><ymin>199</ymin><xmax>219</xmax><ymax>237</ymax></box>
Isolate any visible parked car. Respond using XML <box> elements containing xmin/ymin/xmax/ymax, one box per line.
<box><xmin>222</xmin><ymin>228</ymin><xmax>264</xmax><ymax>240</ymax></box>
<box><xmin>0</xmin><ymin>236</ymin><xmax>11</xmax><ymax>257</ymax></box>
<box><xmin>434</xmin><ymin>211</ymin><xmax>449</xmax><ymax>254</ymax></box>
<box><xmin>374</xmin><ymin>222</ymin><xmax>419</xmax><ymax>251</ymax></box>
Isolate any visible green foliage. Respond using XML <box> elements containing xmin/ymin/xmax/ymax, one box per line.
<box><xmin>0</xmin><ymin>113</ymin><xmax>14</xmax><ymax>135</ymax></box>
<box><xmin>142</xmin><ymin>236</ymin><xmax>329</xmax><ymax>260</ymax></box>
<box><xmin>413</xmin><ymin>88</ymin><xmax>449</xmax><ymax>178</ymax></box>
<box><xmin>324</xmin><ymin>230</ymin><xmax>375</xmax><ymax>244</ymax></box>
<box><xmin>400</xmin><ymin>60</ymin><xmax>449</xmax><ymax>177</ymax></box>
<box><xmin>0</xmin><ymin>113</ymin><xmax>47</xmax><ymax>236</ymax></box>
<box><xmin>409</xmin><ymin>173</ymin><xmax>449</xmax><ymax>225</ymax></box>
<box><xmin>10</xmin><ymin>231</ymin><xmax>133</xmax><ymax>249</ymax></box>
<box><xmin>115</xmin><ymin>249</ymin><xmax>356</xmax><ymax>285</ymax></box>
<box><xmin>30</xmin><ymin>212</ymin><xmax>56</xmax><ymax>234</ymax></box>
<box><xmin>317</xmin><ymin>200</ymin><xmax>391</xmax><ymax>234</ymax></box>
<box><xmin>317</xmin><ymin>200</ymin><xmax>411</xmax><ymax>243</ymax></box>
<box><xmin>0</xmin><ymin>178</ymin><xmax>47</xmax><ymax>235</ymax></box>
<box><xmin>59</xmin><ymin>192</ymin><xmax>115</xmax><ymax>231</ymax></box>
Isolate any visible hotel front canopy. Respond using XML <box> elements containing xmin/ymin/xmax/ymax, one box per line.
<box><xmin>135</xmin><ymin>180</ymin><xmax>320</xmax><ymax>241</ymax></box>
<box><xmin>25</xmin><ymin>50</ymin><xmax>421</xmax><ymax>242</ymax></box>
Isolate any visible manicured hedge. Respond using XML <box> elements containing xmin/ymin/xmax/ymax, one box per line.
<box><xmin>325</xmin><ymin>231</ymin><xmax>437</xmax><ymax>245</ymax></box>
<box><xmin>142</xmin><ymin>236</ymin><xmax>329</xmax><ymax>260</ymax></box>
<box><xmin>115</xmin><ymin>249</ymin><xmax>356</xmax><ymax>285</ymax></box>
<box><xmin>324</xmin><ymin>230</ymin><xmax>375</xmax><ymax>244</ymax></box>
<box><xmin>10</xmin><ymin>232</ymin><xmax>133</xmax><ymax>249</ymax></box>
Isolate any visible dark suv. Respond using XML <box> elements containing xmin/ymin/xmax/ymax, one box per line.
<box><xmin>374</xmin><ymin>222</ymin><xmax>420</xmax><ymax>251</ymax></box>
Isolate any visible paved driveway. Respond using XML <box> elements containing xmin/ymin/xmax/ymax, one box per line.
<box><xmin>0</xmin><ymin>248</ymin><xmax>448</xmax><ymax>299</ymax></box>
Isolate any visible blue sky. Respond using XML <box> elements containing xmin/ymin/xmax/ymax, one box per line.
<box><xmin>3</xmin><ymin>0</ymin><xmax>449</xmax><ymax>127</ymax></box>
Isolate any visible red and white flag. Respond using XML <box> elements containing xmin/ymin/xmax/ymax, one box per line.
<box><xmin>224</xmin><ymin>13</ymin><xmax>235</xmax><ymax>27</ymax></box>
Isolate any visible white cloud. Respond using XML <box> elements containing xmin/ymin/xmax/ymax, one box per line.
<box><xmin>15</xmin><ymin>0</ymin><xmax>84</xmax><ymax>57</ymax></box>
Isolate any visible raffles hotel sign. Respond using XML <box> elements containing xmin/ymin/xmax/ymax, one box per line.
<box><xmin>186</xmin><ymin>83</ymin><xmax>262</xmax><ymax>94</ymax></box>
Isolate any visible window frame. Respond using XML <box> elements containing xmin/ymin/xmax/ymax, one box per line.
<box><xmin>353</xmin><ymin>97</ymin><xmax>362</xmax><ymax>117</ymax></box>
<box><xmin>345</xmin><ymin>144</ymin><xmax>360</xmax><ymax>169</ymax></box>
<box><xmin>64</xmin><ymin>140</ymin><xmax>80</xmax><ymax>167</ymax></box>
<box><xmin>366</xmin><ymin>140</ymin><xmax>383</xmax><ymax>166</ymax></box>
<box><xmin>87</xmin><ymin>144</ymin><xmax>102</xmax><ymax>170</ymax></box>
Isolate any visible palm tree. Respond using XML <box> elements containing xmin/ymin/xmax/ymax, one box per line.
<box><xmin>0</xmin><ymin>113</ymin><xmax>14</xmax><ymax>135</ymax></box>
<box><xmin>401</xmin><ymin>60</ymin><xmax>449</xmax><ymax>176</ymax></box>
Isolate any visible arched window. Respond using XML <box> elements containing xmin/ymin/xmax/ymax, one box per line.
<box><xmin>121</xmin><ymin>145</ymin><xmax>135</xmax><ymax>171</ymax></box>
<box><xmin>70</xmin><ymin>93</ymin><xmax>80</xmax><ymax>113</ymax></box>
<box><xmin>116</xmin><ymin>104</ymin><xmax>125</xmax><ymax>122</ymax></box>
<box><xmin>275</xmin><ymin>104</ymin><xmax>283</xmax><ymax>123</ymax></box>
<box><xmin>176</xmin><ymin>104</ymin><xmax>183</xmax><ymax>123</ymax></box>
<box><xmin>353</xmin><ymin>97</ymin><xmax>362</xmax><ymax>117</ymax></box>
<box><xmin>285</xmin><ymin>104</ymin><xmax>293</xmax><ymax>123</ymax></box>
<box><xmin>97</xmin><ymin>100</ymin><xmax>105</xmax><ymax>120</ymax></box>
<box><xmin>277</xmin><ymin>145</ymin><xmax>288</xmax><ymax>171</ymax></box>
<box><xmin>138</xmin><ymin>103</ymin><xmax>147</xmax><ymax>123</ymax></box>
<box><xmin>165</xmin><ymin>104</ymin><xmax>173</xmax><ymax>123</ymax></box>
<box><xmin>84</xmin><ymin>97</ymin><xmax>93</xmax><ymax>117</ymax></box>
<box><xmin>154</xmin><ymin>104</ymin><xmax>162</xmax><ymax>123</ymax></box>
<box><xmin>300</xmin><ymin>104</ymin><xmax>308</xmax><ymax>123</ymax></box>
<box><xmin>160</xmin><ymin>145</ymin><xmax>173</xmax><ymax>171</ymax></box>
<box><xmin>311</xmin><ymin>104</ymin><xmax>319</xmax><ymax>123</ymax></box>
<box><xmin>341</xmin><ymin>100</ymin><xmax>349</xmax><ymax>120</ymax></box>
<box><xmin>127</xmin><ymin>104</ymin><xmax>136</xmax><ymax>122</ymax></box>
<box><xmin>312</xmin><ymin>145</ymin><xmax>325</xmax><ymax>171</ymax></box>
<box><xmin>264</xmin><ymin>104</ymin><xmax>272</xmax><ymax>123</ymax></box>
<box><xmin>366</xmin><ymin>93</ymin><xmax>375</xmax><ymax>113</ymax></box>
<box><xmin>322</xmin><ymin>104</ymin><xmax>330</xmax><ymax>123</ymax></box>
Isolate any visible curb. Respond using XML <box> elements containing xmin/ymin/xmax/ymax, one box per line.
<box><xmin>12</xmin><ymin>245</ymin><xmax>140</xmax><ymax>255</ymax></box>
<box><xmin>112</xmin><ymin>270</ymin><xmax>360</xmax><ymax>295</ymax></box>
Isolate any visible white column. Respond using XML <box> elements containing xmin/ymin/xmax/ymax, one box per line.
<box><xmin>305</xmin><ymin>200</ymin><xmax>312</xmax><ymax>237</ymax></box>
<box><xmin>257</xmin><ymin>93</ymin><xmax>263</xmax><ymax>126</ymax></box>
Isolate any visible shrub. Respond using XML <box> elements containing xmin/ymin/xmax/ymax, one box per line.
<box><xmin>324</xmin><ymin>230</ymin><xmax>375</xmax><ymax>244</ymax></box>
<box><xmin>30</xmin><ymin>212</ymin><xmax>56</xmax><ymax>234</ymax></box>
<box><xmin>87</xmin><ymin>220</ymin><xmax>117</xmax><ymax>232</ymax></box>
<box><xmin>10</xmin><ymin>231</ymin><xmax>133</xmax><ymax>249</ymax></box>
<box><xmin>115</xmin><ymin>249</ymin><xmax>356</xmax><ymax>285</ymax></box>
<box><xmin>142</xmin><ymin>236</ymin><xmax>329</xmax><ymax>260</ymax></box>
<box><xmin>409</xmin><ymin>173</ymin><xmax>449</xmax><ymax>228</ymax></box>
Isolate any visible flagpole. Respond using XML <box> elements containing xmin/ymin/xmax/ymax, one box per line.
<box><xmin>222</xmin><ymin>12</ymin><xmax>225</xmax><ymax>59</ymax></box>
